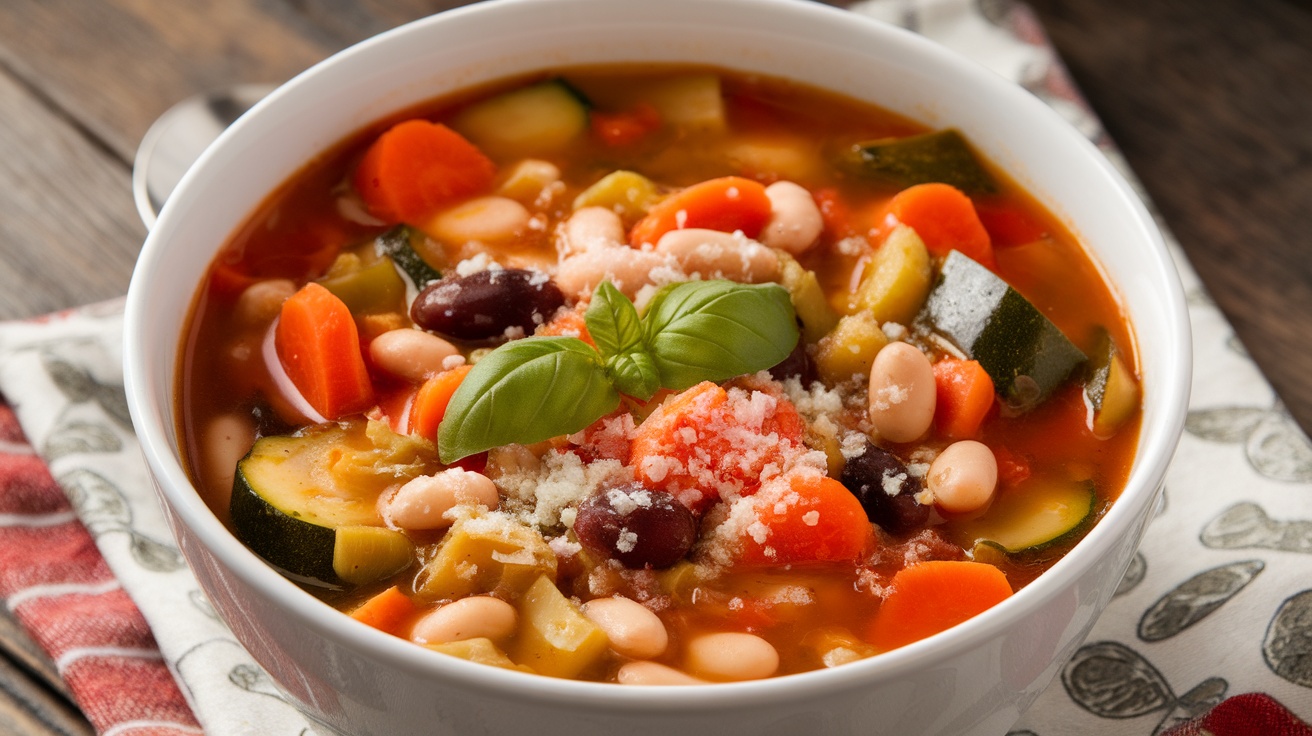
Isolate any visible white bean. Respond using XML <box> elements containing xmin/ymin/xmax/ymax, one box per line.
<box><xmin>684</xmin><ymin>632</ymin><xmax>779</xmax><ymax>682</ymax></box>
<box><xmin>868</xmin><ymin>342</ymin><xmax>936</xmax><ymax>443</ymax></box>
<box><xmin>234</xmin><ymin>278</ymin><xmax>297</xmax><ymax>328</ymax></box>
<box><xmin>411</xmin><ymin>596</ymin><xmax>517</xmax><ymax>644</ymax></box>
<box><xmin>616</xmin><ymin>661</ymin><xmax>706</xmax><ymax>686</ymax></box>
<box><xmin>379</xmin><ymin>469</ymin><xmax>500</xmax><ymax>531</ymax></box>
<box><xmin>369</xmin><ymin>328</ymin><xmax>459</xmax><ymax>384</ymax></box>
<box><xmin>428</xmin><ymin>196</ymin><xmax>531</xmax><ymax>245</ymax></box>
<box><xmin>581</xmin><ymin>597</ymin><xmax>669</xmax><ymax>660</ymax></box>
<box><xmin>201</xmin><ymin>413</ymin><xmax>255</xmax><ymax>505</ymax></box>
<box><xmin>759</xmin><ymin>181</ymin><xmax>823</xmax><ymax>255</ymax></box>
<box><xmin>556</xmin><ymin>206</ymin><xmax>625</xmax><ymax>258</ymax></box>
<box><xmin>554</xmin><ymin>247</ymin><xmax>674</xmax><ymax>300</ymax></box>
<box><xmin>927</xmin><ymin>440</ymin><xmax>998</xmax><ymax>515</ymax></box>
<box><xmin>655</xmin><ymin>228</ymin><xmax>780</xmax><ymax>283</ymax></box>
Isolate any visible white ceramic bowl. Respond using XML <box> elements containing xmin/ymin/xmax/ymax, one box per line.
<box><xmin>124</xmin><ymin>1</ymin><xmax>1191</xmax><ymax>734</ymax></box>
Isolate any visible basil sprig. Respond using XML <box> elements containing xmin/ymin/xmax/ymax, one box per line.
<box><xmin>438</xmin><ymin>279</ymin><xmax>798</xmax><ymax>463</ymax></box>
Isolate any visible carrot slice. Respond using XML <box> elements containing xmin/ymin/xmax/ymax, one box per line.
<box><xmin>591</xmin><ymin>102</ymin><xmax>662</xmax><ymax>147</ymax></box>
<box><xmin>629</xmin><ymin>381</ymin><xmax>803</xmax><ymax>513</ymax></box>
<box><xmin>352</xmin><ymin>119</ymin><xmax>496</xmax><ymax>224</ymax></box>
<box><xmin>274</xmin><ymin>282</ymin><xmax>375</xmax><ymax>420</ymax></box>
<box><xmin>737</xmin><ymin>473</ymin><xmax>872</xmax><ymax>565</ymax></box>
<box><xmin>932</xmin><ymin>359</ymin><xmax>996</xmax><ymax>439</ymax></box>
<box><xmin>410</xmin><ymin>364</ymin><xmax>474</xmax><ymax>442</ymax></box>
<box><xmin>884</xmin><ymin>183</ymin><xmax>994</xmax><ymax>268</ymax></box>
<box><xmin>349</xmin><ymin>585</ymin><xmax>417</xmax><ymax>634</ymax></box>
<box><xmin>629</xmin><ymin>176</ymin><xmax>771</xmax><ymax>246</ymax></box>
<box><xmin>867</xmin><ymin>560</ymin><xmax>1013</xmax><ymax>651</ymax></box>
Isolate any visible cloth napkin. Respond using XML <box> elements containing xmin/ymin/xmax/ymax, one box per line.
<box><xmin>1</xmin><ymin>1</ymin><xmax>1309</xmax><ymax>734</ymax></box>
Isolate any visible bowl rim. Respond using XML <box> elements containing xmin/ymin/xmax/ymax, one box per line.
<box><xmin>124</xmin><ymin>0</ymin><xmax>1192</xmax><ymax>711</ymax></box>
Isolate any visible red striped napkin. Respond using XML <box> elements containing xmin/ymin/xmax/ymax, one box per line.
<box><xmin>0</xmin><ymin>401</ymin><xmax>201</xmax><ymax>736</ymax></box>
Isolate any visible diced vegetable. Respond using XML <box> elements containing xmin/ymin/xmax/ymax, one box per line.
<box><xmin>353</xmin><ymin>120</ymin><xmax>496</xmax><ymax>224</ymax></box>
<box><xmin>375</xmin><ymin>225</ymin><xmax>443</xmax><ymax>289</ymax></box>
<box><xmin>510</xmin><ymin>575</ymin><xmax>610</xmax><ymax>679</ymax></box>
<box><xmin>413</xmin><ymin>512</ymin><xmax>557</xmax><ymax>601</ymax></box>
<box><xmin>496</xmin><ymin>159</ymin><xmax>562</xmax><ymax>203</ymax></box>
<box><xmin>333</xmin><ymin>525</ymin><xmax>414</xmax><ymax>585</ymax></box>
<box><xmin>952</xmin><ymin>479</ymin><xmax>1097</xmax><ymax>553</ymax></box>
<box><xmin>814</xmin><ymin>312</ymin><xmax>889</xmax><ymax>384</ymax></box>
<box><xmin>866</xmin><ymin>561</ymin><xmax>1013</xmax><ymax>651</ymax></box>
<box><xmin>641</xmin><ymin>73</ymin><xmax>725</xmax><ymax>132</ymax></box>
<box><xmin>777</xmin><ymin>253</ymin><xmax>840</xmax><ymax>343</ymax></box>
<box><xmin>843</xmin><ymin>129</ymin><xmax>996</xmax><ymax>195</ymax></box>
<box><xmin>884</xmin><ymin>183</ymin><xmax>994</xmax><ymax>269</ymax></box>
<box><xmin>274</xmin><ymin>282</ymin><xmax>375</xmax><ymax>420</ymax></box>
<box><xmin>409</xmin><ymin>364</ymin><xmax>473</xmax><ymax>442</ymax></box>
<box><xmin>736</xmin><ymin>473</ymin><xmax>872</xmax><ymax>565</ymax></box>
<box><xmin>349</xmin><ymin>586</ymin><xmax>417</xmax><ymax>634</ymax></box>
<box><xmin>317</xmin><ymin>251</ymin><xmax>407</xmax><ymax>316</ymax></box>
<box><xmin>1084</xmin><ymin>330</ymin><xmax>1141</xmax><ymax>438</ymax></box>
<box><xmin>591</xmin><ymin>102</ymin><xmax>662</xmax><ymax>147</ymax></box>
<box><xmin>230</xmin><ymin>422</ymin><xmax>435</xmax><ymax>586</ymax></box>
<box><xmin>919</xmin><ymin>251</ymin><xmax>1087</xmax><ymax>412</ymax></box>
<box><xmin>628</xmin><ymin>176</ymin><xmax>771</xmax><ymax>246</ymax></box>
<box><xmin>843</xmin><ymin>224</ymin><xmax>932</xmax><ymax>325</ymax></box>
<box><xmin>572</xmin><ymin>170</ymin><xmax>662</xmax><ymax>224</ymax></box>
<box><xmin>429</xmin><ymin>637</ymin><xmax>532</xmax><ymax>672</ymax></box>
<box><xmin>932</xmin><ymin>359</ymin><xmax>996</xmax><ymax>440</ymax></box>
<box><xmin>452</xmin><ymin>80</ymin><xmax>590</xmax><ymax>156</ymax></box>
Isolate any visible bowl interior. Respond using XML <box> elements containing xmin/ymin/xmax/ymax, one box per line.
<box><xmin>124</xmin><ymin>0</ymin><xmax>1190</xmax><ymax>712</ymax></box>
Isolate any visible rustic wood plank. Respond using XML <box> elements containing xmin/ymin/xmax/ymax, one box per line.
<box><xmin>0</xmin><ymin>610</ymin><xmax>67</xmax><ymax>703</ymax></box>
<box><xmin>0</xmin><ymin>650</ymin><xmax>93</xmax><ymax>736</ymax></box>
<box><xmin>1028</xmin><ymin>0</ymin><xmax>1312</xmax><ymax>435</ymax></box>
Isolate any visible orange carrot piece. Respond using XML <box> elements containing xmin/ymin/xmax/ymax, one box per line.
<box><xmin>352</xmin><ymin>119</ymin><xmax>496</xmax><ymax>224</ymax></box>
<box><xmin>629</xmin><ymin>381</ymin><xmax>804</xmax><ymax>513</ymax></box>
<box><xmin>932</xmin><ymin>359</ymin><xmax>996</xmax><ymax>439</ymax></box>
<box><xmin>349</xmin><ymin>586</ymin><xmax>417</xmax><ymax>635</ymax></box>
<box><xmin>274</xmin><ymin>283</ymin><xmax>375</xmax><ymax>420</ymax></box>
<box><xmin>536</xmin><ymin>306</ymin><xmax>595</xmax><ymax>348</ymax></box>
<box><xmin>409</xmin><ymin>364</ymin><xmax>473</xmax><ymax>442</ymax></box>
<box><xmin>884</xmin><ymin>183</ymin><xmax>994</xmax><ymax>268</ymax></box>
<box><xmin>629</xmin><ymin>176</ymin><xmax>772</xmax><ymax>246</ymax></box>
<box><xmin>738</xmin><ymin>474</ymin><xmax>872</xmax><ymax>565</ymax></box>
<box><xmin>867</xmin><ymin>561</ymin><xmax>1013</xmax><ymax>651</ymax></box>
<box><xmin>591</xmin><ymin>102</ymin><xmax>662</xmax><ymax>147</ymax></box>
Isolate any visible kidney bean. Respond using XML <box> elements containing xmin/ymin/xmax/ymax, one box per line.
<box><xmin>411</xmin><ymin>268</ymin><xmax>565</xmax><ymax>341</ymax></box>
<box><xmin>573</xmin><ymin>485</ymin><xmax>697</xmax><ymax>569</ymax></box>
<box><xmin>839</xmin><ymin>439</ymin><xmax>929</xmax><ymax>535</ymax></box>
<box><xmin>868</xmin><ymin>342</ymin><xmax>936</xmax><ymax>443</ymax></box>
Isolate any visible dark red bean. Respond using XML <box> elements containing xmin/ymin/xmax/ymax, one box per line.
<box><xmin>410</xmin><ymin>269</ymin><xmax>565</xmax><ymax>341</ymax></box>
<box><xmin>573</xmin><ymin>485</ymin><xmax>696</xmax><ymax>569</ymax></box>
<box><xmin>768</xmin><ymin>334</ymin><xmax>814</xmax><ymax>383</ymax></box>
<box><xmin>839</xmin><ymin>439</ymin><xmax>929</xmax><ymax>535</ymax></box>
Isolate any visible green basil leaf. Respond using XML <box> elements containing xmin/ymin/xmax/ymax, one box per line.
<box><xmin>437</xmin><ymin>337</ymin><xmax>619</xmax><ymax>463</ymax></box>
<box><xmin>606</xmin><ymin>351</ymin><xmax>662</xmax><ymax>400</ymax></box>
<box><xmin>642</xmin><ymin>280</ymin><xmax>799</xmax><ymax>390</ymax></box>
<box><xmin>584</xmin><ymin>280</ymin><xmax>645</xmax><ymax>360</ymax></box>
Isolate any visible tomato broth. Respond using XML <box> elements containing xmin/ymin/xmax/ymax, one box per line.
<box><xmin>178</xmin><ymin>65</ymin><xmax>1140</xmax><ymax>683</ymax></box>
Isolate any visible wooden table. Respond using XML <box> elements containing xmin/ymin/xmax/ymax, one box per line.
<box><xmin>0</xmin><ymin>0</ymin><xmax>1308</xmax><ymax>731</ymax></box>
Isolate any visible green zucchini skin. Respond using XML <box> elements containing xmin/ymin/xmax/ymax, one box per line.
<box><xmin>920</xmin><ymin>251</ymin><xmax>1086</xmax><ymax>412</ymax></box>
<box><xmin>375</xmin><ymin>225</ymin><xmax>442</xmax><ymax>289</ymax></box>
<box><xmin>230</xmin><ymin>468</ymin><xmax>341</xmax><ymax>587</ymax></box>
<box><xmin>843</xmin><ymin>129</ymin><xmax>996</xmax><ymax>194</ymax></box>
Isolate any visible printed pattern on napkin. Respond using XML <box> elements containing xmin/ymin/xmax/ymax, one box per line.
<box><xmin>0</xmin><ymin>399</ymin><xmax>202</xmax><ymax>736</ymax></box>
<box><xmin>0</xmin><ymin>300</ymin><xmax>311</xmax><ymax>735</ymax></box>
<box><xmin>0</xmin><ymin>1</ymin><xmax>1306</xmax><ymax>735</ymax></box>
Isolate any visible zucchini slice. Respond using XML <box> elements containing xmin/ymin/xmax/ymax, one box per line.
<box><xmin>230</xmin><ymin>421</ymin><xmax>437</xmax><ymax>587</ymax></box>
<box><xmin>375</xmin><ymin>225</ymin><xmax>443</xmax><ymax>289</ymax></box>
<box><xmin>843</xmin><ymin>129</ymin><xmax>996</xmax><ymax>194</ymax></box>
<box><xmin>953</xmin><ymin>479</ymin><xmax>1097</xmax><ymax>554</ymax></box>
<box><xmin>452</xmin><ymin>79</ymin><xmax>590</xmax><ymax>156</ymax></box>
<box><xmin>1084</xmin><ymin>329</ymin><xmax>1141</xmax><ymax>438</ymax></box>
<box><xmin>920</xmin><ymin>251</ymin><xmax>1086</xmax><ymax>412</ymax></box>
